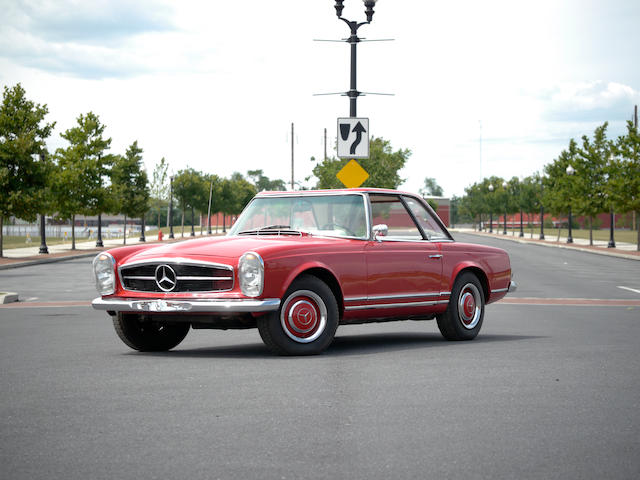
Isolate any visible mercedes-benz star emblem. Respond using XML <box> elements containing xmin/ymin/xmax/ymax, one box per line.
<box><xmin>155</xmin><ymin>265</ymin><xmax>177</xmax><ymax>292</ymax></box>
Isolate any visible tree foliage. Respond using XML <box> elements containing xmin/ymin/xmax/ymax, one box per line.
<box><xmin>110</xmin><ymin>141</ymin><xmax>150</xmax><ymax>219</ymax></box>
<box><xmin>0</xmin><ymin>84</ymin><xmax>55</xmax><ymax>255</ymax></box>
<box><xmin>312</xmin><ymin>137</ymin><xmax>410</xmax><ymax>189</ymax></box>
<box><xmin>419</xmin><ymin>177</ymin><xmax>443</xmax><ymax>197</ymax></box>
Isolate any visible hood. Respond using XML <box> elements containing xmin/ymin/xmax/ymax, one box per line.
<box><xmin>122</xmin><ymin>234</ymin><xmax>350</xmax><ymax>264</ymax></box>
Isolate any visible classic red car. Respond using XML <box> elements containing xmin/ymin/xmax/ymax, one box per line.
<box><xmin>92</xmin><ymin>188</ymin><xmax>516</xmax><ymax>355</ymax></box>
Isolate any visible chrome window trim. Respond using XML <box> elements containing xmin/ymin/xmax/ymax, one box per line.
<box><xmin>229</xmin><ymin>192</ymin><xmax>371</xmax><ymax>241</ymax></box>
<box><xmin>118</xmin><ymin>258</ymin><xmax>234</xmax><ymax>294</ymax></box>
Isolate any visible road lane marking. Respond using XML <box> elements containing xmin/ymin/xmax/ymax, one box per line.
<box><xmin>617</xmin><ymin>286</ymin><xmax>640</xmax><ymax>295</ymax></box>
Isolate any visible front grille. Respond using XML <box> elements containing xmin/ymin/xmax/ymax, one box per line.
<box><xmin>119</xmin><ymin>262</ymin><xmax>234</xmax><ymax>293</ymax></box>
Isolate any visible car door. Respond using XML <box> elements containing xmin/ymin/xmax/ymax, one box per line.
<box><xmin>361</xmin><ymin>194</ymin><xmax>444</xmax><ymax>312</ymax></box>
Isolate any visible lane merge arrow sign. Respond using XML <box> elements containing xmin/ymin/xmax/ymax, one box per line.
<box><xmin>337</xmin><ymin>117</ymin><xmax>369</xmax><ymax>159</ymax></box>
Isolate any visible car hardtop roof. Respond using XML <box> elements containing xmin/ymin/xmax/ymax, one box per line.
<box><xmin>255</xmin><ymin>188</ymin><xmax>420</xmax><ymax>197</ymax></box>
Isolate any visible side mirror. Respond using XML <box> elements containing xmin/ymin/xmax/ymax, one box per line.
<box><xmin>372</xmin><ymin>224</ymin><xmax>388</xmax><ymax>241</ymax></box>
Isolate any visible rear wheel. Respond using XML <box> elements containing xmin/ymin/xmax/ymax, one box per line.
<box><xmin>113</xmin><ymin>313</ymin><xmax>190</xmax><ymax>351</ymax></box>
<box><xmin>437</xmin><ymin>272</ymin><xmax>485</xmax><ymax>341</ymax></box>
<box><xmin>258</xmin><ymin>275</ymin><xmax>339</xmax><ymax>355</ymax></box>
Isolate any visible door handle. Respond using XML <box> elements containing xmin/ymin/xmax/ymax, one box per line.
<box><xmin>428</xmin><ymin>254</ymin><xmax>442</xmax><ymax>259</ymax></box>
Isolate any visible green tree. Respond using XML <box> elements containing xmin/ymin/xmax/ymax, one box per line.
<box><xmin>56</xmin><ymin>112</ymin><xmax>114</xmax><ymax>246</ymax></box>
<box><xmin>312</xmin><ymin>137</ymin><xmax>410</xmax><ymax>189</ymax></box>
<box><xmin>419</xmin><ymin>177</ymin><xmax>444</xmax><ymax>197</ymax></box>
<box><xmin>0</xmin><ymin>84</ymin><xmax>55</xmax><ymax>256</ymax></box>
<box><xmin>149</xmin><ymin>157</ymin><xmax>169</xmax><ymax>229</ymax></box>
<box><xmin>173</xmin><ymin>168</ymin><xmax>207</xmax><ymax>236</ymax></box>
<box><xmin>111</xmin><ymin>141</ymin><xmax>150</xmax><ymax>244</ymax></box>
<box><xmin>520</xmin><ymin>175</ymin><xmax>542</xmax><ymax>237</ymax></box>
<box><xmin>247</xmin><ymin>169</ymin><xmax>286</xmax><ymax>192</ymax></box>
<box><xmin>575</xmin><ymin>123</ymin><xmax>611</xmax><ymax>245</ymax></box>
<box><xmin>612</xmin><ymin>120</ymin><xmax>640</xmax><ymax>249</ymax></box>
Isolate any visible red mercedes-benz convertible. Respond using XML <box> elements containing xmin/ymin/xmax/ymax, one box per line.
<box><xmin>92</xmin><ymin>188</ymin><xmax>516</xmax><ymax>355</ymax></box>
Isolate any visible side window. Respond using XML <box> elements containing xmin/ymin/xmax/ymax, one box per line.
<box><xmin>404</xmin><ymin>197</ymin><xmax>449</xmax><ymax>241</ymax></box>
<box><xmin>369</xmin><ymin>194</ymin><xmax>422</xmax><ymax>240</ymax></box>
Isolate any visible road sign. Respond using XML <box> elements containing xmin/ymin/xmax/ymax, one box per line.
<box><xmin>337</xmin><ymin>159</ymin><xmax>369</xmax><ymax>188</ymax></box>
<box><xmin>337</xmin><ymin>117</ymin><xmax>369</xmax><ymax>159</ymax></box>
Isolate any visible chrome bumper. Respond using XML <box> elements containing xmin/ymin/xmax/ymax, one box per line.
<box><xmin>508</xmin><ymin>280</ymin><xmax>518</xmax><ymax>293</ymax></box>
<box><xmin>92</xmin><ymin>297</ymin><xmax>281</xmax><ymax>314</ymax></box>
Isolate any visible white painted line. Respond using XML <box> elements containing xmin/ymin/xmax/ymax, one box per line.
<box><xmin>617</xmin><ymin>286</ymin><xmax>640</xmax><ymax>294</ymax></box>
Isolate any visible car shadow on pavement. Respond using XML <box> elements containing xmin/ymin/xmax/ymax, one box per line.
<box><xmin>131</xmin><ymin>332</ymin><xmax>544</xmax><ymax>359</ymax></box>
<box><xmin>327</xmin><ymin>332</ymin><xmax>545</xmax><ymax>356</ymax></box>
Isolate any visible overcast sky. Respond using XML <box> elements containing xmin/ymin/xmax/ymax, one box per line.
<box><xmin>1</xmin><ymin>0</ymin><xmax>639</xmax><ymax>197</ymax></box>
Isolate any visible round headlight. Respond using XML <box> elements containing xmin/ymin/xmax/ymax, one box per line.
<box><xmin>93</xmin><ymin>252</ymin><xmax>116</xmax><ymax>295</ymax></box>
<box><xmin>239</xmin><ymin>252</ymin><xmax>264</xmax><ymax>297</ymax></box>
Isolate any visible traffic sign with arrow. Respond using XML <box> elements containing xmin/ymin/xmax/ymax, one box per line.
<box><xmin>337</xmin><ymin>117</ymin><xmax>369</xmax><ymax>159</ymax></box>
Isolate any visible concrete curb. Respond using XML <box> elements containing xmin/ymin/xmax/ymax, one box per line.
<box><xmin>0</xmin><ymin>292</ymin><xmax>19</xmax><ymax>304</ymax></box>
<box><xmin>453</xmin><ymin>230</ymin><xmax>640</xmax><ymax>261</ymax></box>
<box><xmin>0</xmin><ymin>252</ymin><xmax>98</xmax><ymax>271</ymax></box>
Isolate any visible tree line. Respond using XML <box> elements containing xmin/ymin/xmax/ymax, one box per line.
<box><xmin>0</xmin><ymin>84</ymin><xmax>286</xmax><ymax>256</ymax></box>
<box><xmin>455</xmin><ymin>120</ymin><xmax>639</xmax><ymax>248</ymax></box>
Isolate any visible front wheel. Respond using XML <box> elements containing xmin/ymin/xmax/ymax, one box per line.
<box><xmin>258</xmin><ymin>275</ymin><xmax>339</xmax><ymax>355</ymax></box>
<box><xmin>437</xmin><ymin>272</ymin><xmax>485</xmax><ymax>341</ymax></box>
<box><xmin>113</xmin><ymin>313</ymin><xmax>190</xmax><ymax>351</ymax></box>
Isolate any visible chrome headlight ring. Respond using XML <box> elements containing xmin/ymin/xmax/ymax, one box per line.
<box><xmin>93</xmin><ymin>252</ymin><xmax>116</xmax><ymax>295</ymax></box>
<box><xmin>238</xmin><ymin>251</ymin><xmax>264</xmax><ymax>297</ymax></box>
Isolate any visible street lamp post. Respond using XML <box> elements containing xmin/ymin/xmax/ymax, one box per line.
<box><xmin>566</xmin><ymin>165</ymin><xmax>574</xmax><ymax>243</ymax></box>
<box><xmin>488</xmin><ymin>184</ymin><xmax>494</xmax><ymax>233</ymax></box>
<box><xmin>608</xmin><ymin>204</ymin><xmax>616</xmax><ymax>248</ymax></box>
<box><xmin>168</xmin><ymin>176</ymin><xmax>175</xmax><ymax>239</ymax></box>
<box><xmin>139</xmin><ymin>214</ymin><xmax>146</xmax><ymax>242</ymax></box>
<box><xmin>334</xmin><ymin>0</ymin><xmax>379</xmax><ymax>117</ymax></box>
<box><xmin>502</xmin><ymin>181</ymin><xmax>508</xmax><ymax>235</ymax></box>
<box><xmin>539</xmin><ymin>175</ymin><xmax>545</xmax><ymax>240</ymax></box>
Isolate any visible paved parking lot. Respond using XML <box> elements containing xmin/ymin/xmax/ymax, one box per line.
<box><xmin>1</xmin><ymin>233</ymin><xmax>639</xmax><ymax>479</ymax></box>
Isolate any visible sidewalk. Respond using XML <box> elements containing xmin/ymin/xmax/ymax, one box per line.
<box><xmin>453</xmin><ymin>228</ymin><xmax>640</xmax><ymax>261</ymax></box>
<box><xmin>0</xmin><ymin>229</ymin><xmax>217</xmax><ymax>270</ymax></box>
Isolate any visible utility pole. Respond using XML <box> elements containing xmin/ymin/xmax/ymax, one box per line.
<box><xmin>479</xmin><ymin>120</ymin><xmax>482</xmax><ymax>181</ymax></box>
<box><xmin>291</xmin><ymin>122</ymin><xmax>295</xmax><ymax>190</ymax></box>
<box><xmin>324</xmin><ymin>128</ymin><xmax>327</xmax><ymax>161</ymax></box>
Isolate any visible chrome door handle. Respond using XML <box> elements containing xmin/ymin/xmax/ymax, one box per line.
<box><xmin>428</xmin><ymin>254</ymin><xmax>442</xmax><ymax>259</ymax></box>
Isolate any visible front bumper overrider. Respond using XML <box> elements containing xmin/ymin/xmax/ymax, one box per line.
<box><xmin>92</xmin><ymin>297</ymin><xmax>281</xmax><ymax>314</ymax></box>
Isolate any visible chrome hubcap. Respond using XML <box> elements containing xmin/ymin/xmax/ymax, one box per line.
<box><xmin>281</xmin><ymin>290</ymin><xmax>327</xmax><ymax>343</ymax></box>
<box><xmin>458</xmin><ymin>283</ymin><xmax>482</xmax><ymax>329</ymax></box>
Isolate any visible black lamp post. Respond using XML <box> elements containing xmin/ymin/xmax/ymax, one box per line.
<box><xmin>37</xmin><ymin>153</ymin><xmax>49</xmax><ymax>254</ymax></box>
<box><xmin>488</xmin><ymin>184</ymin><xmax>494</xmax><ymax>233</ymax></box>
<box><xmin>334</xmin><ymin>0</ymin><xmax>379</xmax><ymax>117</ymax></box>
<box><xmin>608</xmin><ymin>202</ymin><xmax>616</xmax><ymax>248</ymax></box>
<box><xmin>168</xmin><ymin>176</ymin><xmax>175</xmax><ymax>239</ymax></box>
<box><xmin>539</xmin><ymin>175</ymin><xmax>545</xmax><ymax>240</ymax></box>
<box><xmin>502</xmin><ymin>181</ymin><xmax>508</xmax><ymax>235</ymax></box>
<box><xmin>139</xmin><ymin>214</ymin><xmax>146</xmax><ymax>242</ymax></box>
<box><xmin>566</xmin><ymin>165</ymin><xmax>574</xmax><ymax>243</ymax></box>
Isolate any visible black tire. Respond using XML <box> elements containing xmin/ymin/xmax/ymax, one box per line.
<box><xmin>437</xmin><ymin>272</ymin><xmax>485</xmax><ymax>341</ymax></box>
<box><xmin>113</xmin><ymin>313</ymin><xmax>190</xmax><ymax>352</ymax></box>
<box><xmin>257</xmin><ymin>275</ymin><xmax>339</xmax><ymax>356</ymax></box>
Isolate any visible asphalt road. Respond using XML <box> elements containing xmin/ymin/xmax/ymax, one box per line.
<box><xmin>1</xmin><ymin>236</ymin><xmax>639</xmax><ymax>480</ymax></box>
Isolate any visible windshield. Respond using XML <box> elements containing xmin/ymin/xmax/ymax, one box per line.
<box><xmin>228</xmin><ymin>194</ymin><xmax>368</xmax><ymax>239</ymax></box>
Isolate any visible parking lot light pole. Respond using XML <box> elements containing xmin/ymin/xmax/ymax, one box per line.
<box><xmin>334</xmin><ymin>0</ymin><xmax>378</xmax><ymax>117</ymax></box>
<box><xmin>502</xmin><ymin>181</ymin><xmax>508</xmax><ymax>234</ymax></box>
<box><xmin>608</xmin><ymin>207</ymin><xmax>616</xmax><ymax>248</ymax></box>
<box><xmin>488</xmin><ymin>184</ymin><xmax>494</xmax><ymax>233</ymax></box>
<box><xmin>168</xmin><ymin>176</ymin><xmax>175</xmax><ymax>239</ymax></box>
<box><xmin>539</xmin><ymin>175</ymin><xmax>545</xmax><ymax>240</ymax></box>
<box><xmin>566</xmin><ymin>165</ymin><xmax>574</xmax><ymax>243</ymax></box>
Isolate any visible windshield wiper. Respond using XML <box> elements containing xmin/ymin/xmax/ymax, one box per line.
<box><xmin>238</xmin><ymin>225</ymin><xmax>298</xmax><ymax>235</ymax></box>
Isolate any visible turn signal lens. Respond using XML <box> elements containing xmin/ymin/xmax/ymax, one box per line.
<box><xmin>93</xmin><ymin>252</ymin><xmax>116</xmax><ymax>295</ymax></box>
<box><xmin>239</xmin><ymin>252</ymin><xmax>264</xmax><ymax>297</ymax></box>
